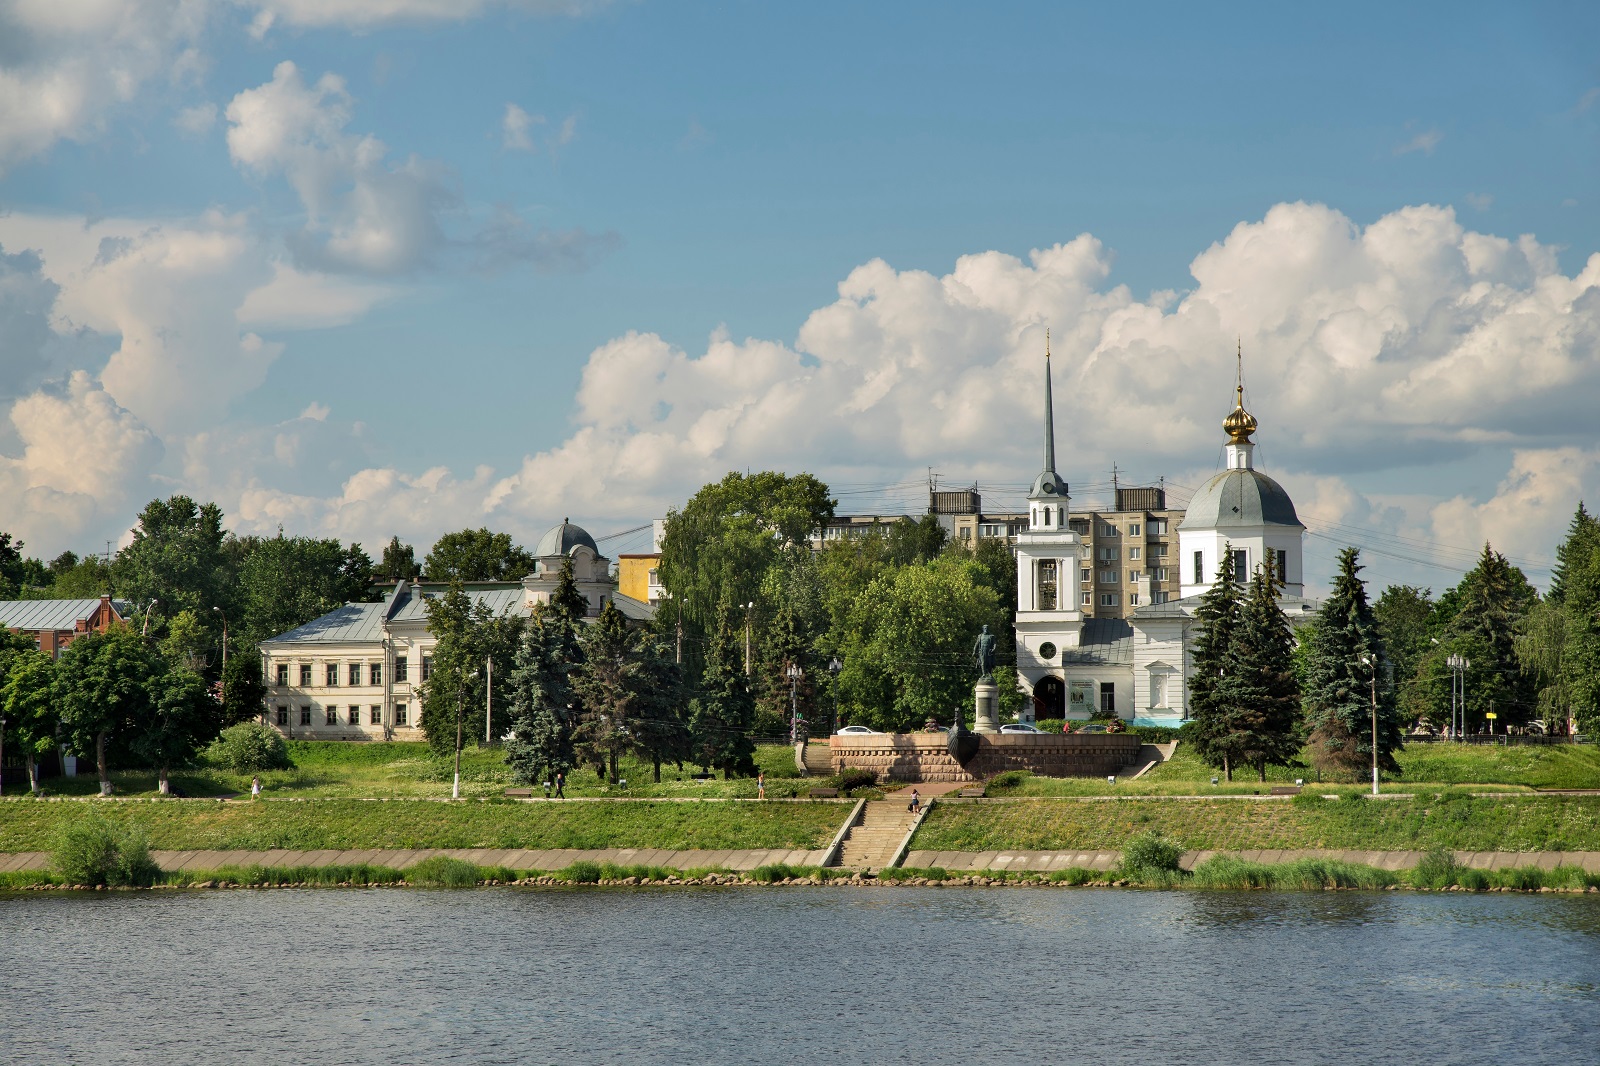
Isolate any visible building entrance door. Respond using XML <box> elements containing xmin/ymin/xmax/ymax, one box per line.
<box><xmin>1033</xmin><ymin>676</ymin><xmax>1066</xmax><ymax>720</ymax></box>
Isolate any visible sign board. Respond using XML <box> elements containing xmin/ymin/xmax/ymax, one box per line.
<box><xmin>1068</xmin><ymin>680</ymin><xmax>1094</xmax><ymax>712</ymax></box>
<box><xmin>1485</xmin><ymin>712</ymin><xmax>1498</xmax><ymax>719</ymax></box>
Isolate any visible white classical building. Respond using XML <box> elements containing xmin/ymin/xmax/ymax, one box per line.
<box><xmin>259</xmin><ymin>520</ymin><xmax>651</xmax><ymax>740</ymax></box>
<box><xmin>1013</xmin><ymin>355</ymin><xmax>1318</xmax><ymax>727</ymax></box>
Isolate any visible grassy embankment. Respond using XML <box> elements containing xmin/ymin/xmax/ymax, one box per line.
<box><xmin>0</xmin><ymin>795</ymin><xmax>843</xmax><ymax>853</ymax></box>
<box><xmin>27</xmin><ymin>741</ymin><xmax>810</xmax><ymax>800</ymax></box>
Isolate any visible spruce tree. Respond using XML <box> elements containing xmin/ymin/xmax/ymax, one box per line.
<box><xmin>1303</xmin><ymin>547</ymin><xmax>1402</xmax><ymax>779</ymax></box>
<box><xmin>504</xmin><ymin>602</ymin><xmax>582</xmax><ymax>786</ymax></box>
<box><xmin>688</xmin><ymin>601</ymin><xmax>757</xmax><ymax>778</ymax></box>
<box><xmin>1448</xmin><ymin>544</ymin><xmax>1538</xmax><ymax>729</ymax></box>
<box><xmin>1185</xmin><ymin>545</ymin><xmax>1244</xmax><ymax>779</ymax></box>
<box><xmin>572</xmin><ymin>601</ymin><xmax>636</xmax><ymax>782</ymax></box>
<box><xmin>1549</xmin><ymin>503</ymin><xmax>1600</xmax><ymax>605</ymax></box>
<box><xmin>630</xmin><ymin>633</ymin><xmax>690</xmax><ymax>782</ymax></box>
<box><xmin>1229</xmin><ymin>562</ymin><xmax>1302</xmax><ymax>780</ymax></box>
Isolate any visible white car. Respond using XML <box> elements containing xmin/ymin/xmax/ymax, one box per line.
<box><xmin>999</xmin><ymin>723</ymin><xmax>1043</xmax><ymax>734</ymax></box>
<box><xmin>835</xmin><ymin>725</ymin><xmax>881</xmax><ymax>735</ymax></box>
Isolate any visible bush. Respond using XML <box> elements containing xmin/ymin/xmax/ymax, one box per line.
<box><xmin>830</xmin><ymin>768</ymin><xmax>878</xmax><ymax>795</ymax></box>
<box><xmin>1411</xmin><ymin>847</ymin><xmax>1459</xmax><ymax>889</ymax></box>
<box><xmin>210</xmin><ymin>722</ymin><xmax>292</xmax><ymax>773</ymax></box>
<box><xmin>1120</xmin><ymin>831</ymin><xmax>1183</xmax><ymax>876</ymax></box>
<box><xmin>985</xmin><ymin>771</ymin><xmax>1028</xmax><ymax>794</ymax></box>
<box><xmin>557</xmin><ymin>861</ymin><xmax>603</xmax><ymax>883</ymax></box>
<box><xmin>408</xmin><ymin>856</ymin><xmax>481</xmax><ymax>888</ymax></box>
<box><xmin>1050</xmin><ymin>867</ymin><xmax>1097</xmax><ymax>885</ymax></box>
<box><xmin>52</xmin><ymin>816</ymin><xmax>160</xmax><ymax>887</ymax></box>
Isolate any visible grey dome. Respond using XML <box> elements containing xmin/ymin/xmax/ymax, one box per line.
<box><xmin>1179</xmin><ymin>469</ymin><xmax>1303</xmax><ymax>531</ymax></box>
<box><xmin>536</xmin><ymin>519</ymin><xmax>599</xmax><ymax>557</ymax></box>
<box><xmin>1030</xmin><ymin>470</ymin><xmax>1069</xmax><ymax>499</ymax></box>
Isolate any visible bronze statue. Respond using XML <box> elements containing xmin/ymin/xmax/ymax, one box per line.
<box><xmin>972</xmin><ymin>624</ymin><xmax>996</xmax><ymax>679</ymax></box>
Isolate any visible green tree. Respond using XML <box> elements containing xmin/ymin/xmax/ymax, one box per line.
<box><xmin>221</xmin><ymin>651</ymin><xmax>268</xmax><ymax>726</ymax></box>
<box><xmin>504</xmin><ymin>578</ymin><xmax>585</xmax><ymax>785</ymax></box>
<box><xmin>1548</xmin><ymin>502</ymin><xmax>1600</xmax><ymax>605</ymax></box>
<box><xmin>1440</xmin><ymin>544</ymin><xmax>1539</xmax><ymax>729</ymax></box>
<box><xmin>884</xmin><ymin>513</ymin><xmax>947</xmax><ymax>567</ymax></box>
<box><xmin>1302</xmin><ymin>547</ymin><xmax>1402</xmax><ymax>780</ymax></box>
<box><xmin>134</xmin><ymin>667</ymin><xmax>224</xmax><ymax>794</ymax></box>
<box><xmin>1373</xmin><ymin>585</ymin><xmax>1434</xmax><ymax>695</ymax></box>
<box><xmin>659</xmin><ymin>471</ymin><xmax>835</xmax><ymax>675</ymax></box>
<box><xmin>687</xmin><ymin>601</ymin><xmax>758</xmax><ymax>778</ymax></box>
<box><xmin>2</xmin><ymin>649</ymin><xmax>57</xmax><ymax>793</ymax></box>
<box><xmin>54</xmin><ymin>627</ymin><xmax>162</xmax><ymax>795</ymax></box>
<box><xmin>420</xmin><ymin>583</ymin><xmax>527</xmax><ymax>756</ymax></box>
<box><xmin>47</xmin><ymin>553</ymin><xmax>115</xmax><ymax>599</ymax></box>
<box><xmin>424</xmin><ymin>528</ymin><xmax>535</xmax><ymax>582</ymax></box>
<box><xmin>237</xmin><ymin>535</ymin><xmax>376</xmax><ymax>645</ymax></box>
<box><xmin>629</xmin><ymin>633</ymin><xmax>690</xmax><ymax>782</ymax></box>
<box><xmin>112</xmin><ymin>496</ymin><xmax>231</xmax><ymax>641</ymax></box>
<box><xmin>1184</xmin><ymin>546</ymin><xmax>1245</xmax><ymax>778</ymax></box>
<box><xmin>1226</xmin><ymin>563</ymin><xmax>1302</xmax><ymax>780</ymax></box>
<box><xmin>834</xmin><ymin>555</ymin><xmax>998</xmax><ymax>733</ymax></box>
<box><xmin>1532</xmin><ymin>504</ymin><xmax>1600</xmax><ymax>733</ymax></box>
<box><xmin>572</xmin><ymin>601</ymin><xmax>637</xmax><ymax>782</ymax></box>
<box><xmin>378</xmin><ymin>536</ymin><xmax>417</xmax><ymax>581</ymax></box>
<box><xmin>159</xmin><ymin>609</ymin><xmax>212</xmax><ymax>673</ymax></box>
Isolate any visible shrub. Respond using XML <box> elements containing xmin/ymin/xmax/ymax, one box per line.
<box><xmin>985</xmin><ymin>771</ymin><xmax>1028</xmax><ymax>794</ymax></box>
<box><xmin>1121</xmin><ymin>831</ymin><xmax>1183</xmax><ymax>876</ymax></box>
<box><xmin>1458</xmin><ymin>868</ymin><xmax>1491</xmax><ymax>891</ymax></box>
<box><xmin>52</xmin><ymin>816</ymin><xmax>160</xmax><ymax>887</ymax></box>
<box><xmin>557</xmin><ymin>861</ymin><xmax>603</xmax><ymax>883</ymax></box>
<box><xmin>1411</xmin><ymin>847</ymin><xmax>1459</xmax><ymax>889</ymax></box>
<box><xmin>1190</xmin><ymin>856</ymin><xmax>1275</xmax><ymax>889</ymax></box>
<box><xmin>1050</xmin><ymin>867</ymin><xmax>1097</xmax><ymax>885</ymax></box>
<box><xmin>750</xmin><ymin>863</ymin><xmax>813</xmax><ymax>882</ymax></box>
<box><xmin>408</xmin><ymin>856</ymin><xmax>480</xmax><ymax>888</ymax></box>
<box><xmin>830</xmin><ymin>767</ymin><xmax>878</xmax><ymax>794</ymax></box>
<box><xmin>210</xmin><ymin>722</ymin><xmax>291</xmax><ymax>773</ymax></box>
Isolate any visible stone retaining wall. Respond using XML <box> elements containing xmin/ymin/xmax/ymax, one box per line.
<box><xmin>900</xmin><ymin>848</ymin><xmax>1600</xmax><ymax>873</ymax></box>
<box><xmin>831</xmin><ymin>733</ymin><xmax>1143</xmax><ymax>783</ymax></box>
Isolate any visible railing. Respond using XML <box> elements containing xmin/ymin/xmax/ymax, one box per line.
<box><xmin>1405</xmin><ymin>734</ymin><xmax>1590</xmax><ymax>746</ymax></box>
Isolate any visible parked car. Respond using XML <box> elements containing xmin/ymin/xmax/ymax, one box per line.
<box><xmin>1073</xmin><ymin>723</ymin><xmax>1109</xmax><ymax>734</ymax></box>
<box><xmin>835</xmin><ymin>725</ymin><xmax>881</xmax><ymax>735</ymax></box>
<box><xmin>999</xmin><ymin>723</ymin><xmax>1043</xmax><ymax>734</ymax></box>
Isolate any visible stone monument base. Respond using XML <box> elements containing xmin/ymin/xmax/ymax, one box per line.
<box><xmin>828</xmin><ymin>732</ymin><xmax>1142</xmax><ymax>783</ymax></box>
<box><xmin>974</xmin><ymin>678</ymin><xmax>999</xmax><ymax>734</ymax></box>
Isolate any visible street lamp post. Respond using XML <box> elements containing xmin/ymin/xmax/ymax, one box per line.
<box><xmin>141</xmin><ymin>599</ymin><xmax>159</xmax><ymax>637</ymax></box>
<box><xmin>1</xmin><ymin>714</ymin><xmax>7</xmax><ymax>798</ymax></box>
<box><xmin>786</xmin><ymin>662</ymin><xmax>804</xmax><ymax>742</ymax></box>
<box><xmin>828</xmin><ymin>657</ymin><xmax>842</xmax><ymax>734</ymax></box>
<box><xmin>453</xmin><ymin>668</ymin><xmax>479</xmax><ymax>800</ymax></box>
<box><xmin>212</xmin><ymin>606</ymin><xmax>228</xmax><ymax>671</ymax></box>
<box><xmin>1446</xmin><ymin>654</ymin><xmax>1470</xmax><ymax>739</ymax></box>
<box><xmin>1361</xmin><ymin>655</ymin><xmax>1380</xmax><ymax>796</ymax></box>
<box><xmin>743</xmin><ymin>601</ymin><xmax>755</xmax><ymax>676</ymax></box>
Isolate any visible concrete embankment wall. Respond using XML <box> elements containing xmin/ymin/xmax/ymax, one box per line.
<box><xmin>900</xmin><ymin>849</ymin><xmax>1600</xmax><ymax>873</ymax></box>
<box><xmin>0</xmin><ymin>847</ymin><xmax>831</xmax><ymax>875</ymax></box>
<box><xmin>830</xmin><ymin>733</ymin><xmax>1142</xmax><ymax>783</ymax></box>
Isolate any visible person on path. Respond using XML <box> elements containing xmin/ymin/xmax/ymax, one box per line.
<box><xmin>251</xmin><ymin>775</ymin><xmax>261</xmax><ymax>799</ymax></box>
<box><xmin>757</xmin><ymin>771</ymin><xmax>766</xmax><ymax>800</ymax></box>
<box><xmin>908</xmin><ymin>788</ymin><xmax>921</xmax><ymax>814</ymax></box>
<box><xmin>554</xmin><ymin>771</ymin><xmax>565</xmax><ymax>799</ymax></box>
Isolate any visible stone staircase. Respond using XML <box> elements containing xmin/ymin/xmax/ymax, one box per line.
<box><xmin>834</xmin><ymin>799</ymin><xmax>922</xmax><ymax>871</ymax></box>
<box><xmin>800</xmin><ymin>740</ymin><xmax>833</xmax><ymax>777</ymax></box>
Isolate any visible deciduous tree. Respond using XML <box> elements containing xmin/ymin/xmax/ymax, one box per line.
<box><xmin>424</xmin><ymin>528</ymin><xmax>535</xmax><ymax>582</ymax></box>
<box><xmin>2</xmin><ymin>649</ymin><xmax>57</xmax><ymax>793</ymax></box>
<box><xmin>54</xmin><ymin>627</ymin><xmax>162</xmax><ymax>795</ymax></box>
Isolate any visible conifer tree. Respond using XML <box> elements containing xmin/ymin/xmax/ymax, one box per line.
<box><xmin>1548</xmin><ymin>503</ymin><xmax>1600</xmax><ymax>605</ymax></box>
<box><xmin>572</xmin><ymin>601</ymin><xmax>637</xmax><ymax>782</ymax></box>
<box><xmin>1302</xmin><ymin>547</ymin><xmax>1402</xmax><ymax>779</ymax></box>
<box><xmin>1543</xmin><ymin>505</ymin><xmax>1600</xmax><ymax>732</ymax></box>
<box><xmin>630</xmin><ymin>633</ymin><xmax>690</xmax><ymax>782</ymax></box>
<box><xmin>1229</xmin><ymin>562</ymin><xmax>1302</xmax><ymax>780</ymax></box>
<box><xmin>1448</xmin><ymin>544</ymin><xmax>1538</xmax><ymax>729</ymax></box>
<box><xmin>504</xmin><ymin>600</ymin><xmax>582</xmax><ymax>786</ymax></box>
<box><xmin>688</xmin><ymin>601</ymin><xmax>757</xmax><ymax>778</ymax></box>
<box><xmin>1184</xmin><ymin>545</ymin><xmax>1244</xmax><ymax>779</ymax></box>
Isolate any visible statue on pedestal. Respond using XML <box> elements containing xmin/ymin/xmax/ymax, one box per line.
<box><xmin>972</xmin><ymin>625</ymin><xmax>996</xmax><ymax>680</ymax></box>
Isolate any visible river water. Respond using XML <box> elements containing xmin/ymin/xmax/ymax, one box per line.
<box><xmin>3</xmin><ymin>887</ymin><xmax>1598</xmax><ymax>1065</ymax></box>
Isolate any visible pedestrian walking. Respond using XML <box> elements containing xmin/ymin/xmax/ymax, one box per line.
<box><xmin>554</xmin><ymin>771</ymin><xmax>565</xmax><ymax>799</ymax></box>
<box><xmin>907</xmin><ymin>788</ymin><xmax>921</xmax><ymax>814</ymax></box>
<box><xmin>250</xmin><ymin>775</ymin><xmax>261</xmax><ymax>799</ymax></box>
<box><xmin>757</xmin><ymin>771</ymin><xmax>766</xmax><ymax>800</ymax></box>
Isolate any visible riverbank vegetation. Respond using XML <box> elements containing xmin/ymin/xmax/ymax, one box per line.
<box><xmin>0</xmin><ymin>796</ymin><xmax>843</xmax><ymax>853</ymax></box>
<box><xmin>911</xmin><ymin>792</ymin><xmax>1600</xmax><ymax>853</ymax></box>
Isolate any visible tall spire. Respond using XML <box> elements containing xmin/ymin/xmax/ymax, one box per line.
<box><xmin>1043</xmin><ymin>327</ymin><xmax>1056</xmax><ymax>473</ymax></box>
<box><xmin>1223</xmin><ymin>338</ymin><xmax>1258</xmax><ymax>444</ymax></box>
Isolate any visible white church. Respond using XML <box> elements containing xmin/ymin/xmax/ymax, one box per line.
<box><xmin>1013</xmin><ymin>350</ymin><xmax>1320</xmax><ymax>727</ymax></box>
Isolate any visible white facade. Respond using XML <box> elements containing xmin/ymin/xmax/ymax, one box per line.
<box><xmin>1014</xmin><ymin>358</ymin><xmax>1314</xmax><ymax>726</ymax></box>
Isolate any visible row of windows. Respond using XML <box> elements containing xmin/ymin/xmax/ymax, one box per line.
<box><xmin>1191</xmin><ymin>549</ymin><xmax>1289</xmax><ymax>585</ymax></box>
<box><xmin>1088</xmin><ymin>519</ymin><xmax>1169</xmax><ymax>539</ymax></box>
<box><xmin>274</xmin><ymin>704</ymin><xmax>410</xmax><ymax>727</ymax></box>
<box><xmin>272</xmin><ymin>656</ymin><xmax>433</xmax><ymax>688</ymax></box>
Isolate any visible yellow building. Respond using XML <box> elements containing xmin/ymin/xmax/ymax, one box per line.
<box><xmin>617</xmin><ymin>554</ymin><xmax>663</xmax><ymax>605</ymax></box>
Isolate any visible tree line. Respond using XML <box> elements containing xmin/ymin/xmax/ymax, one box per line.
<box><xmin>1186</xmin><ymin>505</ymin><xmax>1600</xmax><ymax>782</ymax></box>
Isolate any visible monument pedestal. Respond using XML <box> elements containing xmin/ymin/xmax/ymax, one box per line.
<box><xmin>974</xmin><ymin>678</ymin><xmax>1000</xmax><ymax>734</ymax></box>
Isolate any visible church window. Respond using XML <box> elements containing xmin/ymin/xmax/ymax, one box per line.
<box><xmin>1232</xmin><ymin>549</ymin><xmax>1248</xmax><ymax>584</ymax></box>
<box><xmin>1193</xmin><ymin>550</ymin><xmax>1204</xmax><ymax>585</ymax></box>
<box><xmin>1037</xmin><ymin>561</ymin><xmax>1058</xmax><ymax>611</ymax></box>
<box><xmin>1038</xmin><ymin>642</ymin><xmax>1057</xmax><ymax>662</ymax></box>
<box><xmin>1276</xmin><ymin>549</ymin><xmax>1289</xmax><ymax>582</ymax></box>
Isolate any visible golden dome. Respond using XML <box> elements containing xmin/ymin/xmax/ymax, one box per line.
<box><xmin>1223</xmin><ymin>383</ymin><xmax>1257</xmax><ymax>444</ymax></box>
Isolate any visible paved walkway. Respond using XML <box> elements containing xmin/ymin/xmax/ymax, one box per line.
<box><xmin>900</xmin><ymin>848</ymin><xmax>1600</xmax><ymax>872</ymax></box>
<box><xmin>0</xmin><ymin>846</ymin><xmax>830</xmax><ymax>874</ymax></box>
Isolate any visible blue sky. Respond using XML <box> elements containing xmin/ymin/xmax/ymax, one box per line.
<box><xmin>0</xmin><ymin>0</ymin><xmax>1597</xmax><ymax>591</ymax></box>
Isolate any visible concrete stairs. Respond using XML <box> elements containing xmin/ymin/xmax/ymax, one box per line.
<box><xmin>834</xmin><ymin>799</ymin><xmax>922</xmax><ymax>871</ymax></box>
<box><xmin>800</xmin><ymin>740</ymin><xmax>833</xmax><ymax>777</ymax></box>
